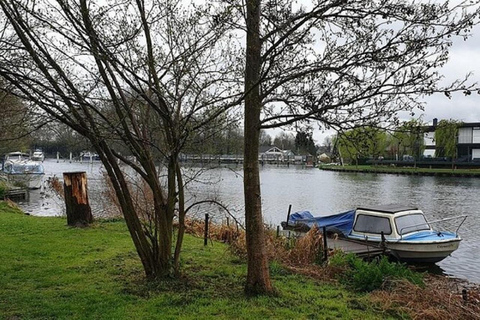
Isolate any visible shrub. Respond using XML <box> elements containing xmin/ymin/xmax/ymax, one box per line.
<box><xmin>329</xmin><ymin>252</ymin><xmax>424</xmax><ymax>292</ymax></box>
<box><xmin>0</xmin><ymin>180</ymin><xmax>9</xmax><ymax>199</ymax></box>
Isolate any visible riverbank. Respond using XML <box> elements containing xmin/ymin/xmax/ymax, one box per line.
<box><xmin>0</xmin><ymin>201</ymin><xmax>389</xmax><ymax>319</ymax></box>
<box><xmin>1</xmin><ymin>201</ymin><xmax>479</xmax><ymax>319</ymax></box>
<box><xmin>320</xmin><ymin>165</ymin><xmax>480</xmax><ymax>177</ymax></box>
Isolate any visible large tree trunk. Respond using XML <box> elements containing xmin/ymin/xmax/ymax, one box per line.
<box><xmin>243</xmin><ymin>0</ymin><xmax>273</xmax><ymax>295</ymax></box>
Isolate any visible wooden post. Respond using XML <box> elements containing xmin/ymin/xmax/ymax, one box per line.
<box><xmin>322</xmin><ymin>226</ymin><xmax>328</xmax><ymax>262</ymax></box>
<box><xmin>63</xmin><ymin>171</ymin><xmax>93</xmax><ymax>227</ymax></box>
<box><xmin>204</xmin><ymin>213</ymin><xmax>209</xmax><ymax>246</ymax></box>
<box><xmin>285</xmin><ymin>204</ymin><xmax>292</xmax><ymax>227</ymax></box>
<box><xmin>381</xmin><ymin>231</ymin><xmax>386</xmax><ymax>254</ymax></box>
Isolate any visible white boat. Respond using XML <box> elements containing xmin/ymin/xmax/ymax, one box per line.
<box><xmin>5</xmin><ymin>151</ymin><xmax>30</xmax><ymax>161</ymax></box>
<box><xmin>31</xmin><ymin>150</ymin><xmax>45</xmax><ymax>162</ymax></box>
<box><xmin>80</xmin><ymin>151</ymin><xmax>100</xmax><ymax>161</ymax></box>
<box><xmin>283</xmin><ymin>204</ymin><xmax>466</xmax><ymax>263</ymax></box>
<box><xmin>2</xmin><ymin>152</ymin><xmax>45</xmax><ymax>189</ymax></box>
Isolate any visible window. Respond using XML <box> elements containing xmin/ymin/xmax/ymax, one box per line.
<box><xmin>458</xmin><ymin>127</ymin><xmax>472</xmax><ymax>144</ymax></box>
<box><xmin>395</xmin><ymin>214</ymin><xmax>430</xmax><ymax>235</ymax></box>
<box><xmin>353</xmin><ymin>214</ymin><xmax>392</xmax><ymax>235</ymax></box>
<box><xmin>473</xmin><ymin>128</ymin><xmax>480</xmax><ymax>143</ymax></box>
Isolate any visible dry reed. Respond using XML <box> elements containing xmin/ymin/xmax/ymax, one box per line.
<box><xmin>46</xmin><ymin>176</ymin><xmax>64</xmax><ymax>199</ymax></box>
<box><xmin>219</xmin><ymin>222</ymin><xmax>480</xmax><ymax>319</ymax></box>
<box><xmin>369</xmin><ymin>275</ymin><xmax>480</xmax><ymax>320</ymax></box>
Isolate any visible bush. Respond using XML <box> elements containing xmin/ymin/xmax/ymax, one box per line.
<box><xmin>328</xmin><ymin>252</ymin><xmax>424</xmax><ymax>292</ymax></box>
<box><xmin>0</xmin><ymin>180</ymin><xmax>8</xmax><ymax>199</ymax></box>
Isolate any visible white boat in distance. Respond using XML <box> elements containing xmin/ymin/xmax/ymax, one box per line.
<box><xmin>284</xmin><ymin>204</ymin><xmax>466</xmax><ymax>263</ymax></box>
<box><xmin>5</xmin><ymin>151</ymin><xmax>30</xmax><ymax>161</ymax></box>
<box><xmin>2</xmin><ymin>151</ymin><xmax>45</xmax><ymax>189</ymax></box>
<box><xmin>31</xmin><ymin>150</ymin><xmax>45</xmax><ymax>162</ymax></box>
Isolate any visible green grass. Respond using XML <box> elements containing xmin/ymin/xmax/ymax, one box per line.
<box><xmin>329</xmin><ymin>252</ymin><xmax>424</xmax><ymax>292</ymax></box>
<box><xmin>0</xmin><ymin>181</ymin><xmax>8</xmax><ymax>198</ymax></box>
<box><xmin>0</xmin><ymin>201</ymin><xmax>399</xmax><ymax>319</ymax></box>
<box><xmin>320</xmin><ymin>164</ymin><xmax>480</xmax><ymax>176</ymax></box>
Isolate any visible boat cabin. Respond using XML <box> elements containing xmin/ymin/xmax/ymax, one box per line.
<box><xmin>3</xmin><ymin>161</ymin><xmax>45</xmax><ymax>175</ymax></box>
<box><xmin>350</xmin><ymin>204</ymin><xmax>431</xmax><ymax>241</ymax></box>
<box><xmin>5</xmin><ymin>151</ymin><xmax>30</xmax><ymax>161</ymax></box>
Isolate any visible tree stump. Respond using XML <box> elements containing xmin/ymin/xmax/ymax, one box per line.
<box><xmin>63</xmin><ymin>171</ymin><xmax>93</xmax><ymax>227</ymax></box>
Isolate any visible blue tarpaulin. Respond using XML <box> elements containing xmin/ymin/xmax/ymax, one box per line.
<box><xmin>287</xmin><ymin>210</ymin><xmax>355</xmax><ymax>237</ymax></box>
<box><xmin>401</xmin><ymin>230</ymin><xmax>458</xmax><ymax>241</ymax></box>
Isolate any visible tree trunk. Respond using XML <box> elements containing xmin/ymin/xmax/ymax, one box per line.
<box><xmin>243</xmin><ymin>0</ymin><xmax>273</xmax><ymax>295</ymax></box>
<box><xmin>174</xmin><ymin>162</ymin><xmax>186</xmax><ymax>275</ymax></box>
<box><xmin>63</xmin><ymin>171</ymin><xmax>93</xmax><ymax>227</ymax></box>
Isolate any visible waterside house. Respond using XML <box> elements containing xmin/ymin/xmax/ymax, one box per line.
<box><xmin>423</xmin><ymin>118</ymin><xmax>480</xmax><ymax>162</ymax></box>
<box><xmin>259</xmin><ymin>146</ymin><xmax>296</xmax><ymax>163</ymax></box>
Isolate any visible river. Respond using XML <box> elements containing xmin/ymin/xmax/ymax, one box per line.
<box><xmin>16</xmin><ymin>159</ymin><xmax>480</xmax><ymax>284</ymax></box>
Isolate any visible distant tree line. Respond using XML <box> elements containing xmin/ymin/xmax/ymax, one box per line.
<box><xmin>334</xmin><ymin>119</ymin><xmax>463</xmax><ymax>165</ymax></box>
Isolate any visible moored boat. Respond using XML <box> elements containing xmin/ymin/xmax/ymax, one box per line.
<box><xmin>80</xmin><ymin>151</ymin><xmax>100</xmax><ymax>161</ymax></box>
<box><xmin>2</xmin><ymin>152</ymin><xmax>45</xmax><ymax>189</ymax></box>
<box><xmin>5</xmin><ymin>151</ymin><xmax>30</xmax><ymax>161</ymax></box>
<box><xmin>283</xmin><ymin>204</ymin><xmax>466</xmax><ymax>263</ymax></box>
<box><xmin>31</xmin><ymin>150</ymin><xmax>45</xmax><ymax>162</ymax></box>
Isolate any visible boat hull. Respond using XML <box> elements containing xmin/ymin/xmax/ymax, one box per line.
<box><xmin>7</xmin><ymin>173</ymin><xmax>44</xmax><ymax>189</ymax></box>
<box><xmin>387</xmin><ymin>239</ymin><xmax>461</xmax><ymax>263</ymax></box>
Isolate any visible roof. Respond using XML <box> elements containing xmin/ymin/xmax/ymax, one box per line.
<box><xmin>356</xmin><ymin>204</ymin><xmax>418</xmax><ymax>214</ymax></box>
<box><xmin>258</xmin><ymin>145</ymin><xmax>282</xmax><ymax>153</ymax></box>
<box><xmin>423</xmin><ymin>121</ymin><xmax>480</xmax><ymax>132</ymax></box>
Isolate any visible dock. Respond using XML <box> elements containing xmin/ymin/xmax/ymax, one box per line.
<box><xmin>4</xmin><ymin>188</ymin><xmax>29</xmax><ymax>200</ymax></box>
<box><xmin>279</xmin><ymin>229</ymin><xmax>387</xmax><ymax>259</ymax></box>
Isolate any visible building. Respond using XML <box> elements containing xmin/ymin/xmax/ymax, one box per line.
<box><xmin>457</xmin><ymin>123</ymin><xmax>480</xmax><ymax>161</ymax></box>
<box><xmin>423</xmin><ymin>118</ymin><xmax>480</xmax><ymax>161</ymax></box>
<box><xmin>258</xmin><ymin>146</ymin><xmax>284</xmax><ymax>161</ymax></box>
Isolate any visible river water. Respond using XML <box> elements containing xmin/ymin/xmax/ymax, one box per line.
<box><xmin>17</xmin><ymin>159</ymin><xmax>480</xmax><ymax>283</ymax></box>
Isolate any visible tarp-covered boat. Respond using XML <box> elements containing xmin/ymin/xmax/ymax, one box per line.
<box><xmin>2</xmin><ymin>152</ymin><xmax>45</xmax><ymax>189</ymax></box>
<box><xmin>283</xmin><ymin>204</ymin><xmax>466</xmax><ymax>263</ymax></box>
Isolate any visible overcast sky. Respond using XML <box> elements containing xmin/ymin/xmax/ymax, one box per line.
<box><xmin>421</xmin><ymin>24</ymin><xmax>480</xmax><ymax>125</ymax></box>
<box><xmin>279</xmin><ymin>12</ymin><xmax>480</xmax><ymax>145</ymax></box>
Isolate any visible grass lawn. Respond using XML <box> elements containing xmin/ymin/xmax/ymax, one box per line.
<box><xmin>0</xmin><ymin>201</ymin><xmax>401</xmax><ymax>320</ymax></box>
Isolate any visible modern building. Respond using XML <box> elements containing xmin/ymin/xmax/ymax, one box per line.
<box><xmin>423</xmin><ymin>118</ymin><xmax>480</xmax><ymax>161</ymax></box>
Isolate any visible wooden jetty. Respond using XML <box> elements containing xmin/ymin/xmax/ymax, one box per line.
<box><xmin>279</xmin><ymin>229</ymin><xmax>386</xmax><ymax>259</ymax></box>
<box><xmin>4</xmin><ymin>188</ymin><xmax>29</xmax><ymax>200</ymax></box>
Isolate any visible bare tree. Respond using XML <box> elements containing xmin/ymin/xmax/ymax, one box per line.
<box><xmin>0</xmin><ymin>80</ymin><xmax>33</xmax><ymax>154</ymax></box>
<box><xmin>322</xmin><ymin>136</ymin><xmax>333</xmax><ymax>154</ymax></box>
<box><xmin>273</xmin><ymin>131</ymin><xmax>295</xmax><ymax>150</ymax></box>
<box><xmin>259</xmin><ymin>130</ymin><xmax>273</xmax><ymax>146</ymax></box>
<box><xmin>244</xmin><ymin>0</ymin><xmax>273</xmax><ymax>295</ymax></box>
<box><xmin>242</xmin><ymin>0</ymin><xmax>479</xmax><ymax>294</ymax></box>
<box><xmin>0</xmin><ymin>0</ymin><xmax>240</xmax><ymax>279</ymax></box>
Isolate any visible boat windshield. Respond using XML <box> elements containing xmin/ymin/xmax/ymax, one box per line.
<box><xmin>353</xmin><ymin>214</ymin><xmax>392</xmax><ymax>235</ymax></box>
<box><xmin>395</xmin><ymin>214</ymin><xmax>430</xmax><ymax>235</ymax></box>
<box><xmin>11</xmin><ymin>164</ymin><xmax>44</xmax><ymax>174</ymax></box>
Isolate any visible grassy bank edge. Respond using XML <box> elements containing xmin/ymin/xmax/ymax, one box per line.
<box><xmin>320</xmin><ymin>165</ymin><xmax>480</xmax><ymax>177</ymax></box>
